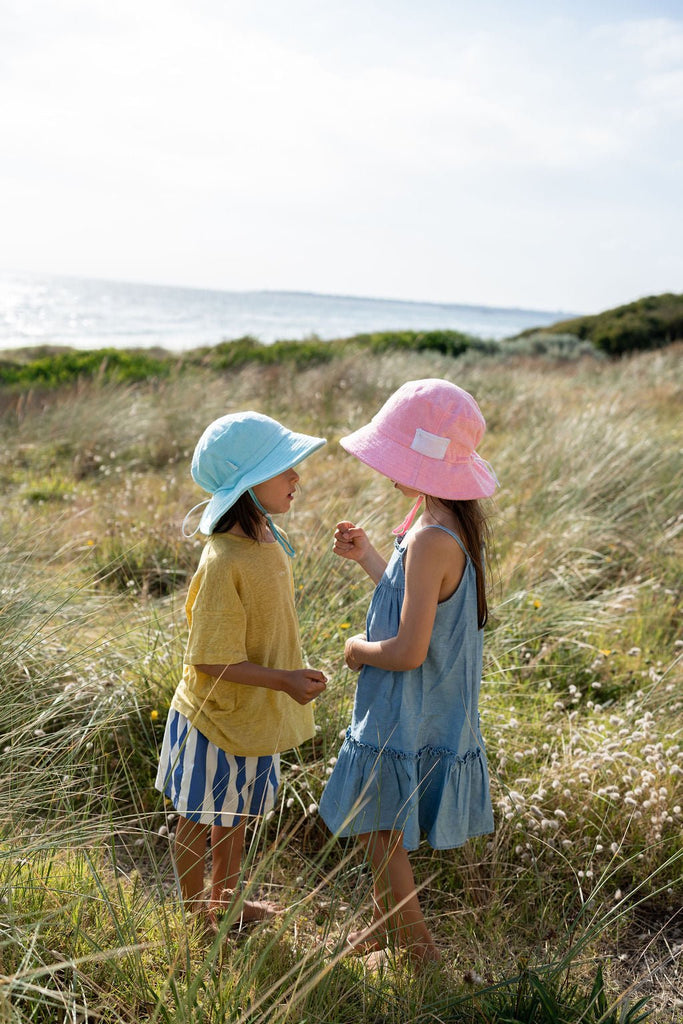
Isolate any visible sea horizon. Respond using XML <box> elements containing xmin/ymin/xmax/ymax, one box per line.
<box><xmin>0</xmin><ymin>268</ymin><xmax>577</xmax><ymax>353</ymax></box>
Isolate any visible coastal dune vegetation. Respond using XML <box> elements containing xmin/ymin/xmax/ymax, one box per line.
<box><xmin>0</xmin><ymin>323</ymin><xmax>681</xmax><ymax>1021</ymax></box>
<box><xmin>1</xmin><ymin>291</ymin><xmax>681</xmax><ymax>393</ymax></box>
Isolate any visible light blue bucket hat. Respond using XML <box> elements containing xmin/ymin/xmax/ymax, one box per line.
<box><xmin>182</xmin><ymin>411</ymin><xmax>326</xmax><ymax>545</ymax></box>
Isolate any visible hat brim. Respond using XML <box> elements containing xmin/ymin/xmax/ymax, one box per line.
<box><xmin>340</xmin><ymin>424</ymin><xmax>497</xmax><ymax>500</ymax></box>
<box><xmin>199</xmin><ymin>431</ymin><xmax>326</xmax><ymax>534</ymax></box>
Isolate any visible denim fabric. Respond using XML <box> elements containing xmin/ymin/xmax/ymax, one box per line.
<box><xmin>319</xmin><ymin>525</ymin><xmax>494</xmax><ymax>850</ymax></box>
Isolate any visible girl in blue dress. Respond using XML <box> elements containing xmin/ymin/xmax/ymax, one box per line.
<box><xmin>319</xmin><ymin>378</ymin><xmax>498</xmax><ymax>965</ymax></box>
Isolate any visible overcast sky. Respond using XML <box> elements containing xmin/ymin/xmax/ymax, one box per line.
<box><xmin>1</xmin><ymin>0</ymin><xmax>682</xmax><ymax>313</ymax></box>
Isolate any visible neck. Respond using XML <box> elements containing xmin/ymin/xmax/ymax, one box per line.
<box><xmin>228</xmin><ymin>516</ymin><xmax>273</xmax><ymax>542</ymax></box>
<box><xmin>421</xmin><ymin>496</ymin><xmax>455</xmax><ymax>530</ymax></box>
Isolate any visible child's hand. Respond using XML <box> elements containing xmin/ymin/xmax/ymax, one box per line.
<box><xmin>333</xmin><ymin>521</ymin><xmax>370</xmax><ymax>562</ymax></box>
<box><xmin>344</xmin><ymin>634</ymin><xmax>366</xmax><ymax>671</ymax></box>
<box><xmin>282</xmin><ymin>669</ymin><xmax>327</xmax><ymax>705</ymax></box>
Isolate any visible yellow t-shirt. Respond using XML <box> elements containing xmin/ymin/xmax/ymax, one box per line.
<box><xmin>170</xmin><ymin>531</ymin><xmax>315</xmax><ymax>756</ymax></box>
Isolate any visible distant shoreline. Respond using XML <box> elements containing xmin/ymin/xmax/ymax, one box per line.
<box><xmin>3</xmin><ymin>267</ymin><xmax>574</xmax><ymax>318</ymax></box>
<box><xmin>0</xmin><ymin>269</ymin><xmax>574</xmax><ymax>352</ymax></box>
<box><xmin>2</xmin><ymin>291</ymin><xmax>680</xmax><ymax>384</ymax></box>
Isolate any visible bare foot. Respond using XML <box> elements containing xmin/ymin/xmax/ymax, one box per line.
<box><xmin>207</xmin><ymin>890</ymin><xmax>280</xmax><ymax>933</ymax></box>
<box><xmin>237</xmin><ymin>898</ymin><xmax>280</xmax><ymax>923</ymax></box>
<box><xmin>365</xmin><ymin>948</ymin><xmax>391</xmax><ymax>972</ymax></box>
<box><xmin>365</xmin><ymin>944</ymin><xmax>441</xmax><ymax>973</ymax></box>
<box><xmin>341</xmin><ymin>926</ymin><xmax>388</xmax><ymax>957</ymax></box>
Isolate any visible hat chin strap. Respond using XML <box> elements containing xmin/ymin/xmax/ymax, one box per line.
<box><xmin>392</xmin><ymin>495</ymin><xmax>424</xmax><ymax>536</ymax></box>
<box><xmin>248</xmin><ymin>489</ymin><xmax>296</xmax><ymax>557</ymax></box>
<box><xmin>181</xmin><ymin>499</ymin><xmax>210</xmax><ymax>538</ymax></box>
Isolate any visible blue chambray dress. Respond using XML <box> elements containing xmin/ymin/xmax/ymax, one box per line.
<box><xmin>319</xmin><ymin>524</ymin><xmax>494</xmax><ymax>851</ymax></box>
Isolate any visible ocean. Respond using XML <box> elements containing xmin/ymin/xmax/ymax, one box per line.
<box><xmin>0</xmin><ymin>270</ymin><xmax>572</xmax><ymax>353</ymax></box>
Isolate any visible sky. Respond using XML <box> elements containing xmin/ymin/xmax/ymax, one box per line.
<box><xmin>1</xmin><ymin>0</ymin><xmax>682</xmax><ymax>314</ymax></box>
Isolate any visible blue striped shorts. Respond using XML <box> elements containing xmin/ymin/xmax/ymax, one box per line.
<box><xmin>155</xmin><ymin>709</ymin><xmax>280</xmax><ymax>827</ymax></box>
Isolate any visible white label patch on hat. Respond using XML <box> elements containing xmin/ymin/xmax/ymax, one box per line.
<box><xmin>410</xmin><ymin>428</ymin><xmax>450</xmax><ymax>460</ymax></box>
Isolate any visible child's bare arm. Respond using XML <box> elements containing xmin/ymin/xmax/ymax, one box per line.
<box><xmin>333</xmin><ymin>520</ymin><xmax>387</xmax><ymax>583</ymax></box>
<box><xmin>195</xmin><ymin>662</ymin><xmax>327</xmax><ymax>705</ymax></box>
<box><xmin>344</xmin><ymin>528</ymin><xmax>465</xmax><ymax>672</ymax></box>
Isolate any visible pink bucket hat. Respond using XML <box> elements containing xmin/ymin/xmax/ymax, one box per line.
<box><xmin>340</xmin><ymin>378</ymin><xmax>498</xmax><ymax>500</ymax></box>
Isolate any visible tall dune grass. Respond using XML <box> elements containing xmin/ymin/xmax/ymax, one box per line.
<box><xmin>0</xmin><ymin>344</ymin><xmax>681</xmax><ymax>1021</ymax></box>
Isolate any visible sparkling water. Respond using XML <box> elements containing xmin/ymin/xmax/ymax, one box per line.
<box><xmin>0</xmin><ymin>270</ymin><xmax>572</xmax><ymax>352</ymax></box>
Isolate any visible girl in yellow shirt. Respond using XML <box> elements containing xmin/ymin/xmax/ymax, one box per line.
<box><xmin>156</xmin><ymin>411</ymin><xmax>327</xmax><ymax>929</ymax></box>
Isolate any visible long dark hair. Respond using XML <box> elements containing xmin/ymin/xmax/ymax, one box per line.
<box><xmin>427</xmin><ymin>496</ymin><xmax>491</xmax><ymax>628</ymax></box>
<box><xmin>212</xmin><ymin>491</ymin><xmax>264</xmax><ymax>540</ymax></box>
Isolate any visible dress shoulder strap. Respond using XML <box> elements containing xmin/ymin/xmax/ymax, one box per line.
<box><xmin>422</xmin><ymin>523</ymin><xmax>469</xmax><ymax>559</ymax></box>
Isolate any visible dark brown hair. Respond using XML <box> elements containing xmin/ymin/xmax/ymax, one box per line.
<box><xmin>427</xmin><ymin>496</ymin><xmax>491</xmax><ymax>628</ymax></box>
<box><xmin>212</xmin><ymin>491</ymin><xmax>264</xmax><ymax>540</ymax></box>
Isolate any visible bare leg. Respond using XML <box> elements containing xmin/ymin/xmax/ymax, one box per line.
<box><xmin>356</xmin><ymin>830</ymin><xmax>440</xmax><ymax>963</ymax></box>
<box><xmin>208</xmin><ymin>819</ymin><xmax>278</xmax><ymax>924</ymax></box>
<box><xmin>210</xmin><ymin>819</ymin><xmax>246</xmax><ymax>901</ymax></box>
<box><xmin>174</xmin><ymin>815</ymin><xmax>209</xmax><ymax>915</ymax></box>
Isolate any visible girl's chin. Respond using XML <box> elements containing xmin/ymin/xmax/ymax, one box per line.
<box><xmin>394</xmin><ymin>482</ymin><xmax>420</xmax><ymax>498</ymax></box>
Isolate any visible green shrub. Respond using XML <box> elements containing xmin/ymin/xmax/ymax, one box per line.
<box><xmin>0</xmin><ymin>348</ymin><xmax>174</xmax><ymax>387</ymax></box>
<box><xmin>205</xmin><ymin>334</ymin><xmax>335</xmax><ymax>370</ymax></box>
<box><xmin>518</xmin><ymin>293</ymin><xmax>683</xmax><ymax>356</ymax></box>
<box><xmin>348</xmin><ymin>328</ymin><xmax>475</xmax><ymax>357</ymax></box>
